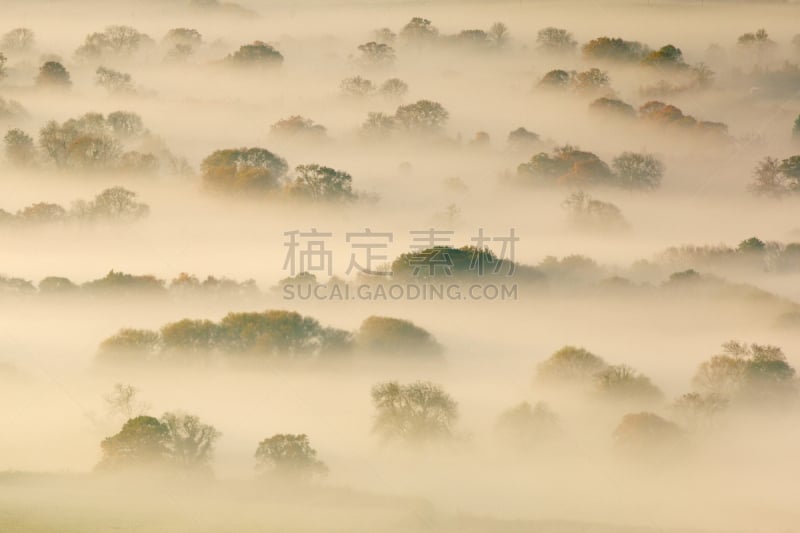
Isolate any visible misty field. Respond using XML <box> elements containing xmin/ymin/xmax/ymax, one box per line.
<box><xmin>1</xmin><ymin>0</ymin><xmax>800</xmax><ymax>532</ymax></box>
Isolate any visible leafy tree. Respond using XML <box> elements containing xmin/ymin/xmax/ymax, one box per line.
<box><xmin>96</xmin><ymin>66</ymin><xmax>135</xmax><ymax>94</ymax></box>
<box><xmin>692</xmin><ymin>341</ymin><xmax>797</xmax><ymax>404</ymax></box>
<box><xmin>201</xmin><ymin>147</ymin><xmax>288</xmax><ymax>193</ymax></box>
<box><xmin>161</xmin><ymin>412</ymin><xmax>221</xmax><ymax>471</ymax></box>
<box><xmin>16</xmin><ymin>202</ymin><xmax>67</xmax><ymax>223</ymax></box>
<box><xmin>506</xmin><ymin>127</ymin><xmax>540</xmax><ymax>151</ymax></box>
<box><xmin>226</xmin><ymin>41</ymin><xmax>283</xmax><ymax>67</ymax></box>
<box><xmin>161</xmin><ymin>319</ymin><xmax>220</xmax><ymax>355</ymax></box>
<box><xmin>672</xmin><ymin>392</ymin><xmax>727</xmax><ymax>431</ymax></box>
<box><xmin>98</xmin><ymin>329</ymin><xmax>161</xmax><ymax>365</ymax></box>
<box><xmin>563</xmin><ymin>191</ymin><xmax>626</xmax><ymax>230</ymax></box>
<box><xmin>793</xmin><ymin>114</ymin><xmax>800</xmax><ymax>140</ymax></box>
<box><xmin>612</xmin><ymin>152</ymin><xmax>664</xmax><ymax>190</ymax></box>
<box><xmin>451</xmin><ymin>29</ymin><xmax>491</xmax><ymax>49</ymax></box>
<box><xmin>737</xmin><ymin>28</ymin><xmax>774</xmax><ymax>49</ymax></box>
<box><xmin>0</xmin><ymin>53</ymin><xmax>5</xmax><ymax>80</ymax></box>
<box><xmin>612</xmin><ymin>412</ymin><xmax>683</xmax><ymax>452</ymax></box>
<box><xmin>539</xmin><ymin>69</ymin><xmax>572</xmax><ymax>89</ymax></box>
<box><xmin>488</xmin><ymin>22</ymin><xmax>509</xmax><ymax>47</ymax></box>
<box><xmin>72</xmin><ymin>187</ymin><xmax>149</xmax><ymax>221</ymax></box>
<box><xmin>360</xmin><ymin>111</ymin><xmax>397</xmax><ymax>139</ymax></box>
<box><xmin>536</xmin><ymin>27</ymin><xmax>576</xmax><ymax>52</ymax></box>
<box><xmin>340</xmin><ymin>76</ymin><xmax>375</xmax><ymax>98</ymax></box>
<box><xmin>517</xmin><ymin>145</ymin><xmax>613</xmax><ymax>187</ymax></box>
<box><xmin>355</xmin><ymin>316</ymin><xmax>441</xmax><ymax>356</ymax></box>
<box><xmin>255</xmin><ymin>434</ymin><xmax>327</xmax><ymax>480</ymax></box>
<box><xmin>589</xmin><ymin>97</ymin><xmax>636</xmax><ymax>118</ymax></box>
<box><xmin>582</xmin><ymin>37</ymin><xmax>649</xmax><ymax>62</ymax></box>
<box><xmin>371</xmin><ymin>381</ymin><xmax>458</xmax><ymax>444</ymax></box>
<box><xmin>572</xmin><ymin>68</ymin><xmax>610</xmax><ymax>93</ymax></box>
<box><xmin>495</xmin><ymin>401</ymin><xmax>559</xmax><ymax>448</ymax></box>
<box><xmin>394</xmin><ymin>100</ymin><xmax>448</xmax><ymax>132</ymax></box>
<box><xmin>399</xmin><ymin>17</ymin><xmax>439</xmax><ymax>45</ymax></box>
<box><xmin>285</xmin><ymin>164</ymin><xmax>357</xmax><ymax>202</ymax></box>
<box><xmin>0</xmin><ymin>28</ymin><xmax>35</xmax><ymax>52</ymax></box>
<box><xmin>36</xmin><ymin>61</ymin><xmax>71</xmax><ymax>88</ymax></box>
<box><xmin>38</xmin><ymin>276</ymin><xmax>78</xmax><ymax>293</ymax></box>
<box><xmin>4</xmin><ymin>129</ymin><xmax>36</xmax><ymax>167</ymax></box>
<box><xmin>373</xmin><ymin>28</ymin><xmax>396</xmax><ymax>45</ymax></box>
<box><xmin>642</xmin><ymin>45</ymin><xmax>686</xmax><ymax>69</ymax></box>
<box><xmin>162</xmin><ymin>28</ymin><xmax>202</xmax><ymax>48</ymax></box>
<box><xmin>379</xmin><ymin>78</ymin><xmax>408</xmax><ymax>99</ymax></box>
<box><xmin>98</xmin><ymin>416</ymin><xmax>170</xmax><ymax>470</ymax></box>
<box><xmin>748</xmin><ymin>157</ymin><xmax>798</xmax><ymax>197</ymax></box>
<box><xmin>107</xmin><ymin>111</ymin><xmax>145</xmax><ymax>139</ymax></box>
<box><xmin>536</xmin><ymin>345</ymin><xmax>608</xmax><ymax>383</ymax></box>
<box><xmin>270</xmin><ymin>116</ymin><xmax>327</xmax><ymax>140</ymax></box>
<box><xmin>358</xmin><ymin>41</ymin><xmax>395</xmax><ymax>67</ymax></box>
<box><xmin>595</xmin><ymin>365</ymin><xmax>662</xmax><ymax>403</ymax></box>
<box><xmin>76</xmin><ymin>25</ymin><xmax>154</xmax><ymax>60</ymax></box>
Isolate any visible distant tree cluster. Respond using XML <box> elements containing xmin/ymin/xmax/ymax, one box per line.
<box><xmin>638</xmin><ymin>100</ymin><xmax>728</xmax><ymax>137</ymax></box>
<box><xmin>360</xmin><ymin>99</ymin><xmax>449</xmax><ymax>139</ymax></box>
<box><xmin>0</xmin><ymin>187</ymin><xmax>148</xmax><ymax>226</ymax></box>
<box><xmin>76</xmin><ymin>25</ymin><xmax>155</xmax><ymax>61</ymax></box>
<box><xmin>4</xmin><ymin>111</ymin><xmax>189</xmax><ymax>175</ymax></box>
<box><xmin>97</xmin><ymin>312</ymin><xmax>440</xmax><ymax>366</ymax></box>
<box><xmin>225</xmin><ymin>41</ymin><xmax>283</xmax><ymax>68</ymax></box>
<box><xmin>536</xmin><ymin>345</ymin><xmax>663</xmax><ymax>404</ymax></box>
<box><xmin>562</xmin><ymin>191</ymin><xmax>627</xmax><ymax>231</ymax></box>
<box><xmin>200</xmin><ymin>147</ymin><xmax>361</xmax><ymax>202</ymax></box>
<box><xmin>656</xmin><ymin>236</ymin><xmax>800</xmax><ymax>274</ymax></box>
<box><xmin>539</xmin><ymin>67</ymin><xmax>612</xmax><ymax>95</ymax></box>
<box><xmin>516</xmin><ymin>145</ymin><xmax>665</xmax><ymax>189</ymax></box>
<box><xmin>340</xmin><ymin>76</ymin><xmax>408</xmax><ymax>99</ymax></box>
<box><xmin>397</xmin><ymin>17</ymin><xmax>508</xmax><ymax>50</ymax></box>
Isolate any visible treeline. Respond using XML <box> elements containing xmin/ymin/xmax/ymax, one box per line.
<box><xmin>0</xmin><ymin>187</ymin><xmax>148</xmax><ymax>225</ymax></box>
<box><xmin>97</xmin><ymin>312</ymin><xmax>442</xmax><ymax>365</ymax></box>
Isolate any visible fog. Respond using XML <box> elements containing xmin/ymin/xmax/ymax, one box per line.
<box><xmin>1</xmin><ymin>0</ymin><xmax>800</xmax><ymax>532</ymax></box>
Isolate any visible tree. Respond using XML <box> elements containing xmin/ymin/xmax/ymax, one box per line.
<box><xmin>97</xmin><ymin>416</ymin><xmax>170</xmax><ymax>470</ymax></box>
<box><xmin>563</xmin><ymin>191</ymin><xmax>627</xmax><ymax>230</ymax></box>
<box><xmin>38</xmin><ymin>276</ymin><xmax>78</xmax><ymax>293</ymax></box>
<box><xmin>518</xmin><ymin>145</ymin><xmax>613</xmax><ymax>187</ymax></box>
<box><xmin>255</xmin><ymin>434</ymin><xmax>327</xmax><ymax>480</ymax></box>
<box><xmin>355</xmin><ymin>316</ymin><xmax>442</xmax><ymax>356</ymax></box>
<box><xmin>394</xmin><ymin>100</ymin><xmax>448</xmax><ymax>132</ymax></box>
<box><xmin>104</xmin><ymin>383</ymin><xmax>151</xmax><ymax>419</ymax></box>
<box><xmin>582</xmin><ymin>37</ymin><xmax>648</xmax><ymax>62</ymax></box>
<box><xmin>642</xmin><ymin>45</ymin><xmax>686</xmax><ymax>69</ymax></box>
<box><xmin>539</xmin><ymin>69</ymin><xmax>572</xmax><ymax>89</ymax></box>
<box><xmin>536</xmin><ymin>27</ymin><xmax>576</xmax><ymax>52</ymax></box>
<box><xmin>36</xmin><ymin>61</ymin><xmax>71</xmax><ymax>88</ymax></box>
<box><xmin>1</xmin><ymin>28</ymin><xmax>35</xmax><ymax>52</ymax></box>
<box><xmin>692</xmin><ymin>341</ymin><xmax>797</xmax><ymax>404</ymax></box>
<box><xmin>16</xmin><ymin>202</ymin><xmax>67</xmax><ymax>223</ymax></box>
<box><xmin>379</xmin><ymin>78</ymin><xmax>408</xmax><ymax>99</ymax></box>
<box><xmin>589</xmin><ymin>97</ymin><xmax>636</xmax><ymax>119</ymax></box>
<box><xmin>507</xmin><ymin>127</ymin><xmax>540</xmax><ymax>151</ymax></box>
<box><xmin>536</xmin><ymin>345</ymin><xmax>608</xmax><ymax>383</ymax></box>
<box><xmin>488</xmin><ymin>22</ymin><xmax>509</xmax><ymax>48</ymax></box>
<box><xmin>572</xmin><ymin>68</ymin><xmax>610</xmax><ymax>93</ymax></box>
<box><xmin>373</xmin><ymin>28</ymin><xmax>396</xmax><ymax>45</ymax></box>
<box><xmin>161</xmin><ymin>319</ymin><xmax>220</xmax><ymax>355</ymax></box>
<box><xmin>737</xmin><ymin>28</ymin><xmax>774</xmax><ymax>50</ymax></box>
<box><xmin>4</xmin><ymin>129</ymin><xmax>36</xmax><ymax>167</ymax></box>
<box><xmin>399</xmin><ymin>17</ymin><xmax>439</xmax><ymax>45</ymax></box>
<box><xmin>270</xmin><ymin>116</ymin><xmax>327</xmax><ymax>140</ymax></box>
<box><xmin>612</xmin><ymin>152</ymin><xmax>664</xmax><ymax>190</ymax></box>
<box><xmin>371</xmin><ymin>381</ymin><xmax>458</xmax><ymax>443</ymax></box>
<box><xmin>107</xmin><ymin>111</ymin><xmax>145</xmax><ymax>139</ymax></box>
<box><xmin>595</xmin><ymin>365</ymin><xmax>662</xmax><ymax>403</ymax></box>
<box><xmin>226</xmin><ymin>41</ymin><xmax>283</xmax><ymax>67</ymax></box>
<box><xmin>672</xmin><ymin>392</ymin><xmax>727</xmax><ymax>431</ymax></box>
<box><xmin>357</xmin><ymin>41</ymin><xmax>395</xmax><ymax>67</ymax></box>
<box><xmin>161</xmin><ymin>412</ymin><xmax>221</xmax><ymax>471</ymax></box>
<box><xmin>96</xmin><ymin>66</ymin><xmax>136</xmax><ymax>94</ymax></box>
<box><xmin>748</xmin><ymin>157</ymin><xmax>793</xmax><ymax>197</ymax></box>
<box><xmin>162</xmin><ymin>28</ymin><xmax>202</xmax><ymax>49</ymax></box>
<box><xmin>612</xmin><ymin>412</ymin><xmax>683</xmax><ymax>453</ymax></box>
<box><xmin>76</xmin><ymin>25</ymin><xmax>154</xmax><ymax>60</ymax></box>
<box><xmin>73</xmin><ymin>187</ymin><xmax>150</xmax><ymax>221</ymax></box>
<box><xmin>285</xmin><ymin>164</ymin><xmax>357</xmax><ymax>202</ymax></box>
<box><xmin>360</xmin><ymin>112</ymin><xmax>397</xmax><ymax>140</ymax></box>
<box><xmin>793</xmin><ymin>114</ymin><xmax>800</xmax><ymax>140</ymax></box>
<box><xmin>340</xmin><ymin>76</ymin><xmax>375</xmax><ymax>98</ymax></box>
<box><xmin>201</xmin><ymin>147</ymin><xmax>288</xmax><ymax>193</ymax></box>
<box><xmin>98</xmin><ymin>329</ymin><xmax>161</xmax><ymax>365</ymax></box>
<box><xmin>495</xmin><ymin>401</ymin><xmax>559</xmax><ymax>448</ymax></box>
